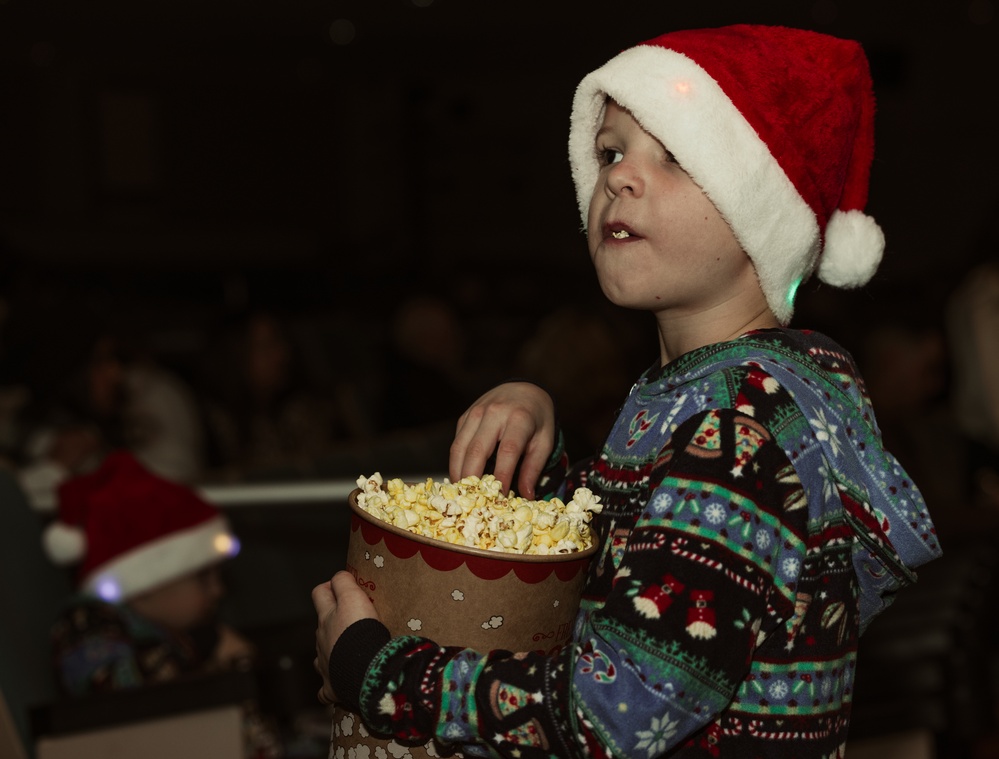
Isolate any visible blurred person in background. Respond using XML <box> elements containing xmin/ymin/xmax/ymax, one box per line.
<box><xmin>380</xmin><ymin>294</ymin><xmax>477</xmax><ymax>433</ymax></box>
<box><xmin>336</xmin><ymin>293</ymin><xmax>482</xmax><ymax>477</ymax></box>
<box><xmin>15</xmin><ymin>323</ymin><xmax>206</xmax><ymax>511</ymax></box>
<box><xmin>854</xmin><ymin>313</ymin><xmax>977</xmax><ymax>545</ymax></box>
<box><xmin>947</xmin><ymin>260</ymin><xmax>999</xmax><ymax>523</ymax></box>
<box><xmin>515</xmin><ymin>304</ymin><xmax>636</xmax><ymax>457</ymax></box>
<box><xmin>852</xmin><ymin>269</ymin><xmax>999</xmax><ymax>548</ymax></box>
<box><xmin>200</xmin><ymin>309</ymin><xmax>368</xmax><ymax>481</ymax></box>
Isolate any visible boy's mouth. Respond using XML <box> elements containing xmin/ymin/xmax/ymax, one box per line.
<box><xmin>604</xmin><ymin>222</ymin><xmax>639</xmax><ymax>241</ymax></box>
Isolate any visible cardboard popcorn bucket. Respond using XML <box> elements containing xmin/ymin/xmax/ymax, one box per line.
<box><xmin>330</xmin><ymin>486</ymin><xmax>598</xmax><ymax>759</ymax></box>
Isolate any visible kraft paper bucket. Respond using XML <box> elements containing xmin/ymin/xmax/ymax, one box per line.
<box><xmin>330</xmin><ymin>486</ymin><xmax>597</xmax><ymax>759</ymax></box>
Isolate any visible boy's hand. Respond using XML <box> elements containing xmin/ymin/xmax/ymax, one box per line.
<box><xmin>449</xmin><ymin>381</ymin><xmax>555</xmax><ymax>499</ymax></box>
<box><xmin>312</xmin><ymin>571</ymin><xmax>380</xmax><ymax>705</ymax></box>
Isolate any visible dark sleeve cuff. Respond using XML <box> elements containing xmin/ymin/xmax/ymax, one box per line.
<box><xmin>328</xmin><ymin>618</ymin><xmax>392</xmax><ymax>713</ymax></box>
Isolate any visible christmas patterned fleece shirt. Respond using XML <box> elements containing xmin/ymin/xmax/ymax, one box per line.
<box><xmin>334</xmin><ymin>328</ymin><xmax>941</xmax><ymax>759</ymax></box>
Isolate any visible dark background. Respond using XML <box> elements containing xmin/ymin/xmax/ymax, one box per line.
<box><xmin>0</xmin><ymin>0</ymin><xmax>996</xmax><ymax>383</ymax></box>
<box><xmin>2</xmin><ymin>5</ymin><xmax>997</xmax><ymax>751</ymax></box>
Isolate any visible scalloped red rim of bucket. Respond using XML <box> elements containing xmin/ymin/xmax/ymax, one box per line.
<box><xmin>348</xmin><ymin>488</ymin><xmax>597</xmax><ymax>583</ymax></box>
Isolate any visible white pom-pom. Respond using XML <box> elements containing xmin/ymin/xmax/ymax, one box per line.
<box><xmin>817</xmin><ymin>209</ymin><xmax>885</xmax><ymax>288</ymax></box>
<box><xmin>42</xmin><ymin>522</ymin><xmax>87</xmax><ymax>565</ymax></box>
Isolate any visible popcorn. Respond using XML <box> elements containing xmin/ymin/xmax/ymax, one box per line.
<box><xmin>354</xmin><ymin>473</ymin><xmax>603</xmax><ymax>555</ymax></box>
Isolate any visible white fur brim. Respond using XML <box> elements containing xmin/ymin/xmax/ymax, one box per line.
<box><xmin>569</xmin><ymin>45</ymin><xmax>821</xmax><ymax>325</ymax></box>
<box><xmin>81</xmin><ymin>516</ymin><xmax>238</xmax><ymax>601</ymax></box>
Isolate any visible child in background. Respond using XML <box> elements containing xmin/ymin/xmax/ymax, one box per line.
<box><xmin>43</xmin><ymin>450</ymin><xmax>282</xmax><ymax>758</ymax></box>
<box><xmin>314</xmin><ymin>25</ymin><xmax>942</xmax><ymax>757</ymax></box>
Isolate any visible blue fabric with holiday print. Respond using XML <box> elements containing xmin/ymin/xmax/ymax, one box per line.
<box><xmin>354</xmin><ymin>328</ymin><xmax>940</xmax><ymax>758</ymax></box>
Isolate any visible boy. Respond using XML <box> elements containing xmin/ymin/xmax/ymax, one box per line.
<box><xmin>313</xmin><ymin>25</ymin><xmax>942</xmax><ymax>757</ymax></box>
<box><xmin>44</xmin><ymin>450</ymin><xmax>250</xmax><ymax>692</ymax></box>
<box><xmin>43</xmin><ymin>451</ymin><xmax>282</xmax><ymax>758</ymax></box>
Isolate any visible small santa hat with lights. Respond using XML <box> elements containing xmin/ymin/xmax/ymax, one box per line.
<box><xmin>42</xmin><ymin>450</ymin><xmax>239</xmax><ymax>602</ymax></box>
<box><xmin>569</xmin><ymin>24</ymin><xmax>884</xmax><ymax>324</ymax></box>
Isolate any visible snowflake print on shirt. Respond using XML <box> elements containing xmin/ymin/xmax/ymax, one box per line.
<box><xmin>810</xmin><ymin>407</ymin><xmax>842</xmax><ymax>457</ymax></box>
<box><xmin>703</xmin><ymin>502</ymin><xmax>726</xmax><ymax>525</ymax></box>
<box><xmin>635</xmin><ymin>713</ymin><xmax>680</xmax><ymax>756</ymax></box>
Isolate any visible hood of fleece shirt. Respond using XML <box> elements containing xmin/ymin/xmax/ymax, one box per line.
<box><xmin>659</xmin><ymin>329</ymin><xmax>942</xmax><ymax>632</ymax></box>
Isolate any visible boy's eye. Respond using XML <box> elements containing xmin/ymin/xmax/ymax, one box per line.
<box><xmin>598</xmin><ymin>148</ymin><xmax>623</xmax><ymax>166</ymax></box>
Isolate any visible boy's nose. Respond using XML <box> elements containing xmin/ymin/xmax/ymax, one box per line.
<box><xmin>606</xmin><ymin>160</ymin><xmax>642</xmax><ymax>198</ymax></box>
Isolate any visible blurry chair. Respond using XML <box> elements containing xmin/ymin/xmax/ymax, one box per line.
<box><xmin>31</xmin><ymin>671</ymin><xmax>254</xmax><ymax>759</ymax></box>
<box><xmin>0</xmin><ymin>470</ymin><xmax>73</xmax><ymax>757</ymax></box>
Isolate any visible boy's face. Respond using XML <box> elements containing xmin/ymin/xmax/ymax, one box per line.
<box><xmin>128</xmin><ymin>565</ymin><xmax>225</xmax><ymax>633</ymax></box>
<box><xmin>586</xmin><ymin>102</ymin><xmax>755</xmax><ymax>318</ymax></box>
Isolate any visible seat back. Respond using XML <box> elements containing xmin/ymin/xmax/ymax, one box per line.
<box><xmin>35</xmin><ymin>705</ymin><xmax>244</xmax><ymax>759</ymax></box>
<box><xmin>0</xmin><ymin>471</ymin><xmax>74</xmax><ymax>758</ymax></box>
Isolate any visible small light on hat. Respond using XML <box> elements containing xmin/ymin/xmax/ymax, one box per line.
<box><xmin>786</xmin><ymin>278</ymin><xmax>802</xmax><ymax>307</ymax></box>
<box><xmin>673</xmin><ymin>80</ymin><xmax>692</xmax><ymax>96</ymax></box>
<box><xmin>95</xmin><ymin>577</ymin><xmax>122</xmax><ymax>603</ymax></box>
<box><xmin>213</xmin><ymin>533</ymin><xmax>241</xmax><ymax>557</ymax></box>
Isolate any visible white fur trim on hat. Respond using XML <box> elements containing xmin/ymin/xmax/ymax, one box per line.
<box><xmin>80</xmin><ymin>515</ymin><xmax>238</xmax><ymax>601</ymax></box>
<box><xmin>569</xmin><ymin>45</ymin><xmax>820</xmax><ymax>325</ymax></box>
<box><xmin>817</xmin><ymin>209</ymin><xmax>884</xmax><ymax>288</ymax></box>
<box><xmin>43</xmin><ymin>522</ymin><xmax>87</xmax><ymax>565</ymax></box>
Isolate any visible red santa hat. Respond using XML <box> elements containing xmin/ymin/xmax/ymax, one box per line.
<box><xmin>42</xmin><ymin>450</ymin><xmax>239</xmax><ymax>602</ymax></box>
<box><xmin>569</xmin><ymin>24</ymin><xmax>884</xmax><ymax>324</ymax></box>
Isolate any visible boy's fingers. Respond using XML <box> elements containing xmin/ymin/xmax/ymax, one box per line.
<box><xmin>516</xmin><ymin>444</ymin><xmax>550</xmax><ymax>501</ymax></box>
<box><xmin>311</xmin><ymin>580</ymin><xmax>336</xmax><ymax>618</ymax></box>
<box><xmin>330</xmin><ymin>571</ymin><xmax>379</xmax><ymax>622</ymax></box>
<box><xmin>492</xmin><ymin>421</ymin><xmax>534</xmax><ymax>496</ymax></box>
<box><xmin>330</xmin><ymin>570</ymin><xmax>362</xmax><ymax>601</ymax></box>
<box><xmin>454</xmin><ymin>415</ymin><xmax>505</xmax><ymax>483</ymax></box>
<box><xmin>449</xmin><ymin>411</ymin><xmax>483</xmax><ymax>483</ymax></box>
<box><xmin>450</xmin><ymin>383</ymin><xmax>555</xmax><ymax>495</ymax></box>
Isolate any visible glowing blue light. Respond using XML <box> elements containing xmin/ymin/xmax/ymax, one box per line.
<box><xmin>214</xmin><ymin>533</ymin><xmax>241</xmax><ymax>557</ymax></box>
<box><xmin>96</xmin><ymin>577</ymin><xmax>122</xmax><ymax>603</ymax></box>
